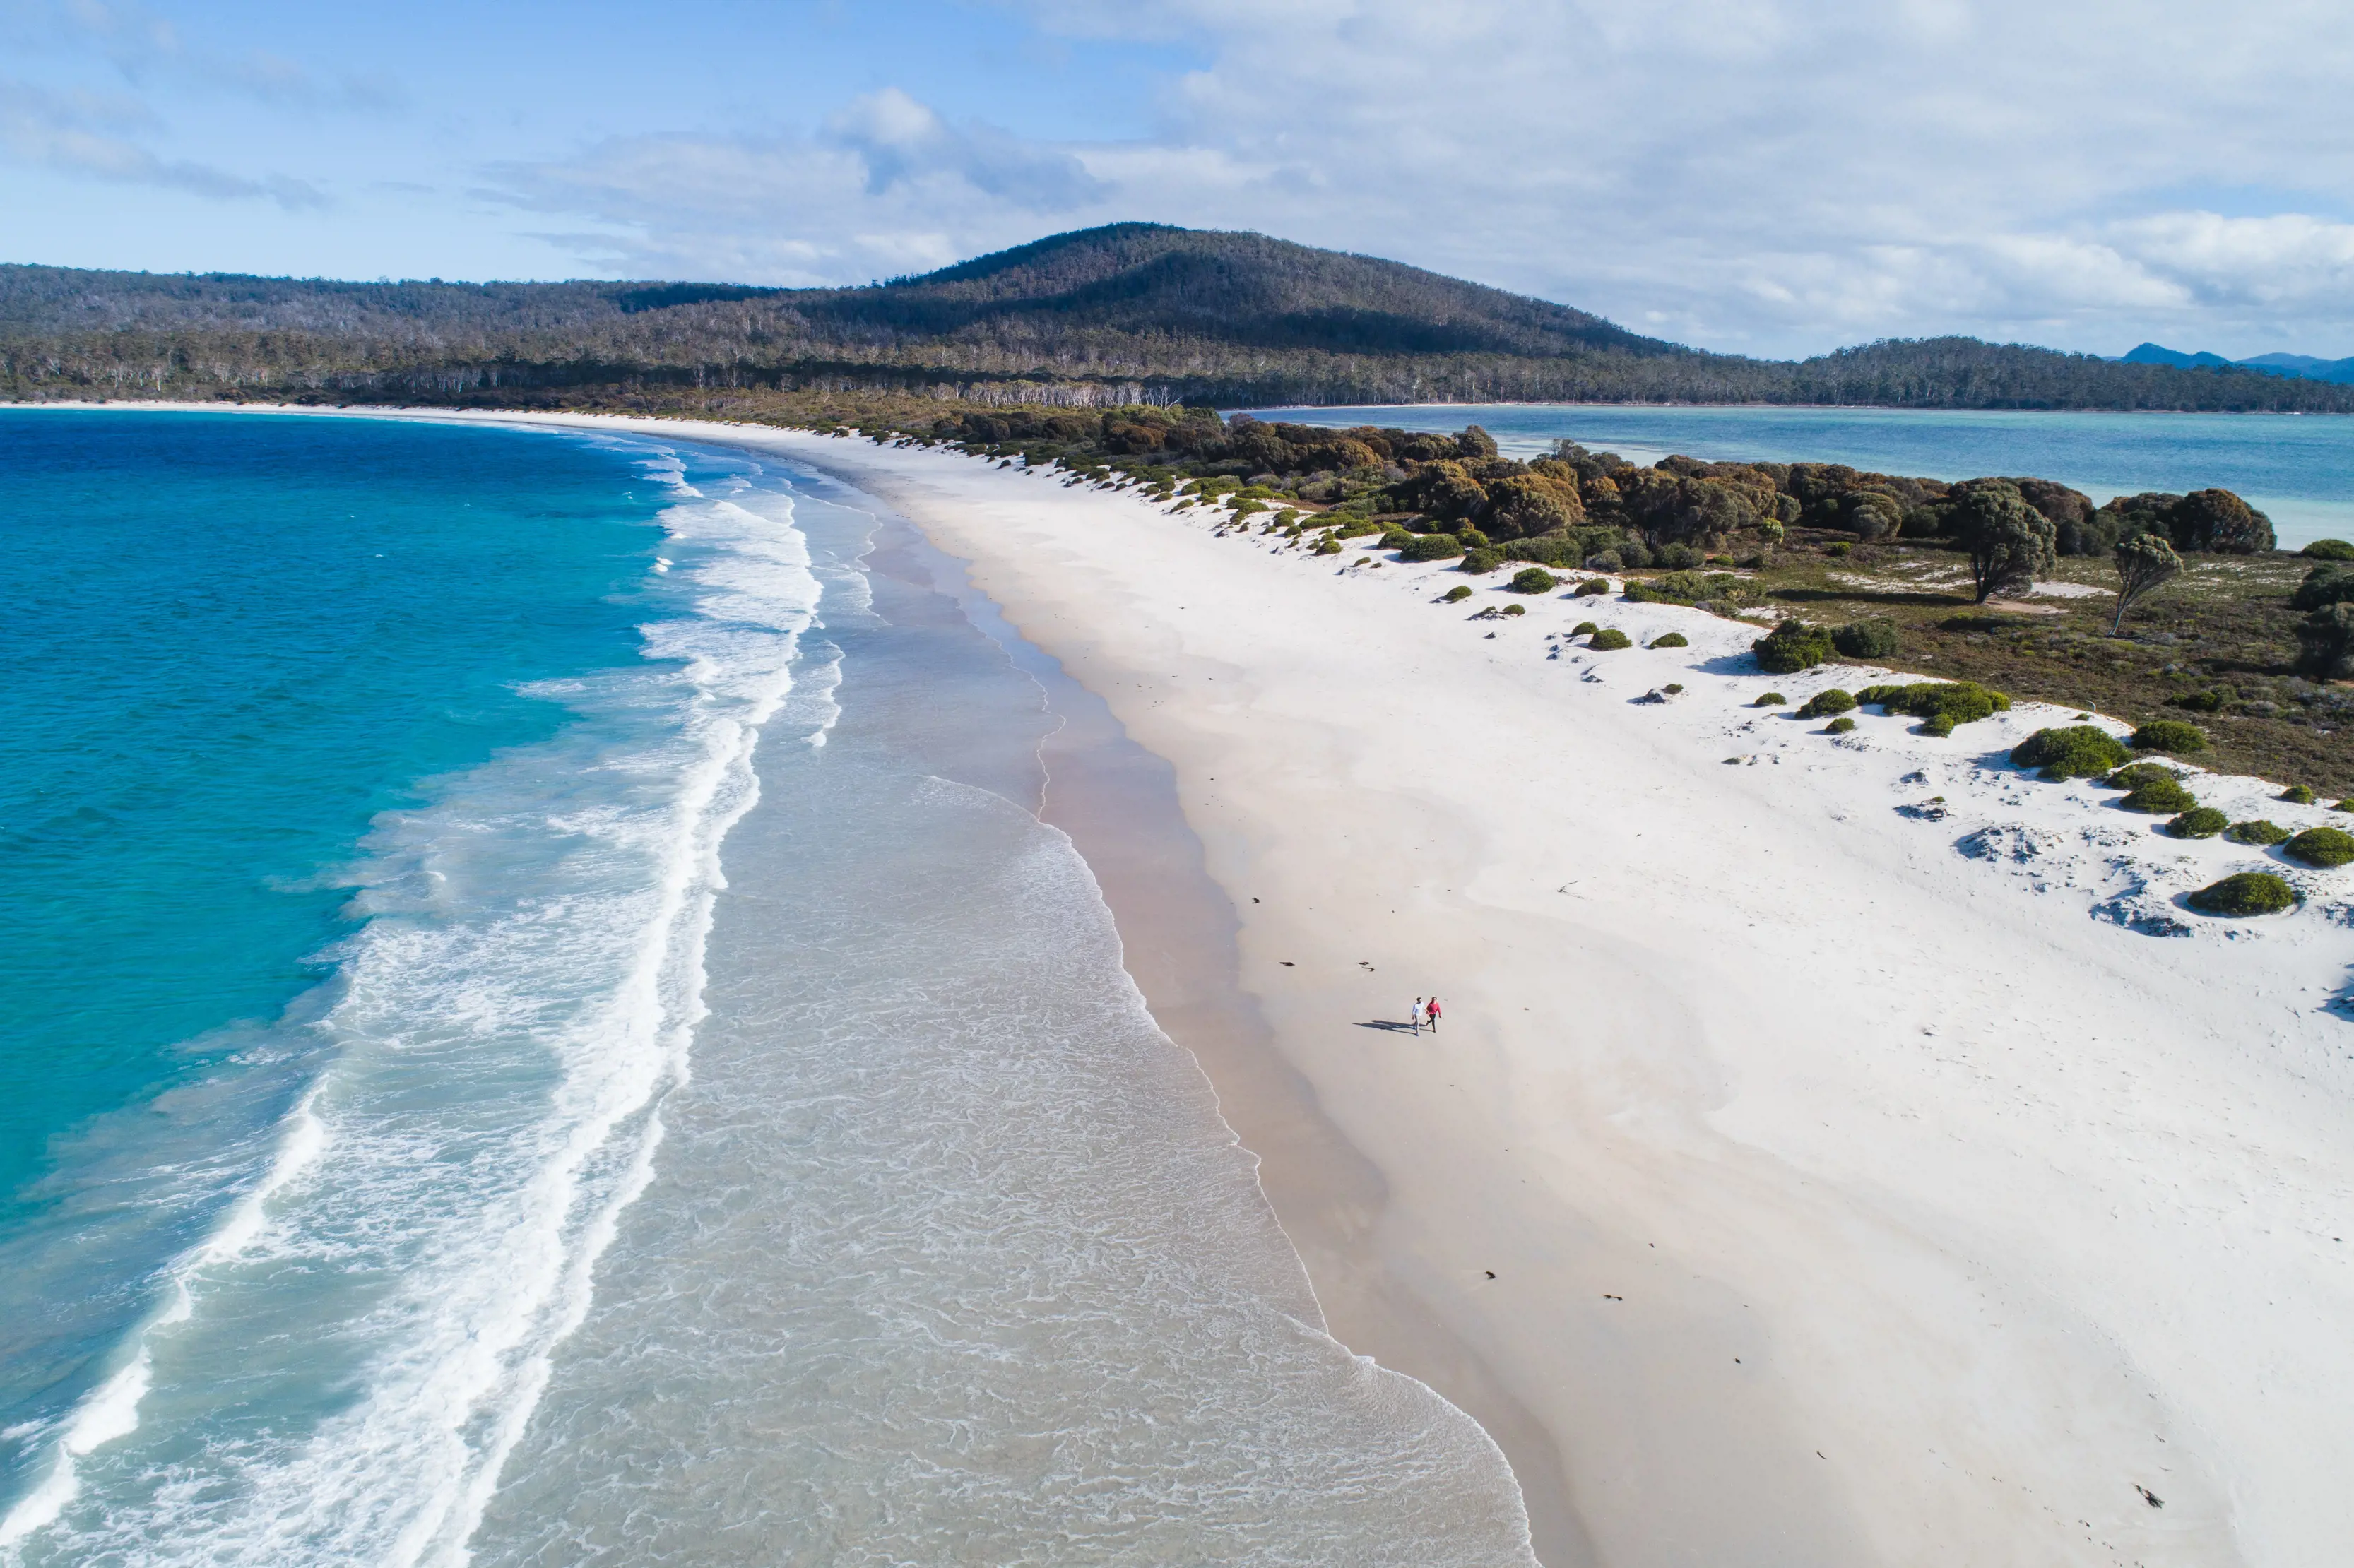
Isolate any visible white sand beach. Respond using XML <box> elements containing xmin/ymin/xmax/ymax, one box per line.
<box><xmin>93</xmin><ymin>408</ymin><xmax>2354</xmax><ymax>1566</ymax></box>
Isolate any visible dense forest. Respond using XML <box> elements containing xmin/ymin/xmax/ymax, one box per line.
<box><xmin>5</xmin><ymin>224</ymin><xmax>2350</xmax><ymax>413</ymax></box>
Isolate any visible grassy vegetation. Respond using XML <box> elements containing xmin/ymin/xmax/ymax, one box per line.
<box><xmin>1718</xmin><ymin>530</ymin><xmax>2350</xmax><ymax>790</ymax></box>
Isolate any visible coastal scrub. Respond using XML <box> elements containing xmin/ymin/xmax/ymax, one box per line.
<box><xmin>2187</xmin><ymin>872</ymin><xmax>2298</xmax><ymax>916</ymax></box>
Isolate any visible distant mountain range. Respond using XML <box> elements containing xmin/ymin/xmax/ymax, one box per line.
<box><xmin>2119</xmin><ymin>342</ymin><xmax>2354</xmax><ymax>386</ymax></box>
<box><xmin>5</xmin><ymin>224</ymin><xmax>2354</xmax><ymax>412</ymax></box>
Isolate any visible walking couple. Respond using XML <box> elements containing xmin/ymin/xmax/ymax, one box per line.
<box><xmin>1412</xmin><ymin>996</ymin><xmax>1441</xmax><ymax>1033</ymax></box>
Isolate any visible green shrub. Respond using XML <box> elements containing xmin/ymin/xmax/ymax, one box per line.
<box><xmin>1831</xmin><ymin>619</ymin><xmax>1901</xmax><ymax>660</ymax></box>
<box><xmin>2167</xmin><ymin>689</ymin><xmax>2227</xmax><ymax>712</ymax></box>
<box><xmin>1503</xmin><ymin>602</ymin><xmax>1527</xmax><ymax>617</ymax></box>
<box><xmin>1753</xmin><ymin>619</ymin><xmax>1835</xmax><ymax>673</ymax></box>
<box><xmin>1461</xmin><ymin>547</ymin><xmax>1506</xmax><ymax>574</ymax></box>
<box><xmin>1508</xmin><ymin>566</ymin><xmax>1560</xmax><ymax>594</ymax></box>
<box><xmin>1754</xmin><ymin>691</ymin><xmax>1787</xmax><ymax>706</ymax></box>
<box><xmin>1826</xmin><ymin>715</ymin><xmax>1857</xmax><ymax>734</ymax></box>
<box><xmin>2339</xmin><ymin>800</ymin><xmax>2354</xmax><ymax>813</ymax></box>
<box><xmin>1649</xmin><ymin>631</ymin><xmax>1690</xmax><ymax>648</ymax></box>
<box><xmin>1797</xmin><ymin>689</ymin><xmax>1857</xmax><ymax>718</ymax></box>
<box><xmin>1663</xmin><ymin>682</ymin><xmax>1684</xmax><ymax>694</ymax></box>
<box><xmin>1860</xmin><ymin>681</ymin><xmax>2011</xmax><ymax>729</ymax></box>
<box><xmin>1588</xmin><ymin>628</ymin><xmax>1633</xmax><ymax>651</ymax></box>
<box><xmin>2102</xmin><ymin>761</ymin><xmax>2184</xmax><ymax>792</ymax></box>
<box><xmin>2129</xmin><ymin>719</ymin><xmax>2210</xmax><ymax>754</ymax></box>
<box><xmin>1571</xmin><ymin>620</ymin><xmax>1599</xmax><ymax>636</ymax></box>
<box><xmin>2187</xmin><ymin>872</ymin><xmax>2298</xmax><ymax>916</ymax></box>
<box><xmin>1626</xmin><ymin>570</ymin><xmax>1743</xmax><ymax>606</ymax></box>
<box><xmin>2166</xmin><ymin>807</ymin><xmax>2228</xmax><ymax>838</ymax></box>
<box><xmin>2280</xmin><ymin>784</ymin><xmax>2317</xmax><ymax>804</ymax></box>
<box><xmin>2226</xmin><ymin>819</ymin><xmax>2290</xmax><ymax>845</ymax></box>
<box><xmin>1398</xmin><ymin>533</ymin><xmax>1466</xmax><ymax>562</ymax></box>
<box><xmin>1575</xmin><ymin>578</ymin><xmax>1609</xmax><ymax>596</ymax></box>
<box><xmin>2010</xmin><ymin>725</ymin><xmax>2131</xmax><ymax>780</ymax></box>
<box><xmin>1826</xmin><ymin>540</ymin><xmax>1852</xmax><ymax>557</ymax></box>
<box><xmin>1313</xmin><ymin>535</ymin><xmax>1343</xmax><ymax>554</ymax></box>
<box><xmin>2303</xmin><ymin>538</ymin><xmax>2354</xmax><ymax>561</ymax></box>
<box><xmin>2122</xmin><ymin>777</ymin><xmax>2197</xmax><ymax>813</ymax></box>
<box><xmin>1441</xmin><ymin>585</ymin><xmax>1473</xmax><ymax>603</ymax></box>
<box><xmin>2284</xmin><ymin>826</ymin><xmax>2354</xmax><ymax>867</ymax></box>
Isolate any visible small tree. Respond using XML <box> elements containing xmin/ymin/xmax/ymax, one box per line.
<box><xmin>1950</xmin><ymin>486</ymin><xmax>2058</xmax><ymax>602</ymax></box>
<box><xmin>2297</xmin><ymin>603</ymin><xmax>2354</xmax><ymax>679</ymax></box>
<box><xmin>2110</xmin><ymin>534</ymin><xmax>2182</xmax><ymax>633</ymax></box>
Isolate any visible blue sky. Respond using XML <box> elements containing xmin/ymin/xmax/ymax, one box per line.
<box><xmin>6</xmin><ymin>0</ymin><xmax>2353</xmax><ymax>360</ymax></box>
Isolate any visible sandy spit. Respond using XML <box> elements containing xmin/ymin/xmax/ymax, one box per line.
<box><xmin>57</xmin><ymin>406</ymin><xmax>2354</xmax><ymax>1568</ymax></box>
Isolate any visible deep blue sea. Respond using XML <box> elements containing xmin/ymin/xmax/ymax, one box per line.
<box><xmin>1246</xmin><ymin>403</ymin><xmax>2354</xmax><ymax>547</ymax></box>
<box><xmin>0</xmin><ymin>410</ymin><xmax>1528</xmax><ymax>1567</ymax></box>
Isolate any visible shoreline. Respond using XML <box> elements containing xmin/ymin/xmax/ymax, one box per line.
<box><xmin>30</xmin><ymin>403</ymin><xmax>2354</xmax><ymax>1567</ymax></box>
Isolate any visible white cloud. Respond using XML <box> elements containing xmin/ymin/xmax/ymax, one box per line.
<box><xmin>4</xmin><ymin>0</ymin><xmax>401</xmax><ymax>109</ymax></box>
<box><xmin>479</xmin><ymin>0</ymin><xmax>2354</xmax><ymax>355</ymax></box>
<box><xmin>0</xmin><ymin>76</ymin><xmax>326</xmax><ymax>207</ymax></box>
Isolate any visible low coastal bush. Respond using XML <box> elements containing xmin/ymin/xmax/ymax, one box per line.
<box><xmin>2122</xmin><ymin>777</ymin><xmax>2198</xmax><ymax>814</ymax></box>
<box><xmin>1826</xmin><ymin>716</ymin><xmax>1857</xmax><ymax>734</ymax></box>
<box><xmin>1441</xmin><ymin>585</ymin><xmax>1473</xmax><ymax>603</ymax></box>
<box><xmin>1649</xmin><ymin>632</ymin><xmax>1690</xmax><ymax>648</ymax></box>
<box><xmin>2280</xmin><ymin>784</ymin><xmax>2317</xmax><ymax>804</ymax></box>
<box><xmin>2166</xmin><ymin>807</ymin><xmax>2228</xmax><ymax>838</ymax></box>
<box><xmin>2187</xmin><ymin>872</ymin><xmax>2298</xmax><ymax>916</ymax></box>
<box><xmin>2102</xmin><ymin>761</ymin><xmax>2184</xmax><ymax>792</ymax></box>
<box><xmin>1626</xmin><ymin>571</ymin><xmax>1743</xmax><ymax>607</ymax></box>
<box><xmin>2284</xmin><ymin>826</ymin><xmax>2354</xmax><ymax>867</ymax></box>
<box><xmin>1503</xmin><ymin>602</ymin><xmax>1527</xmax><ymax>617</ymax></box>
<box><xmin>1857</xmin><ymin>681</ymin><xmax>2011</xmax><ymax>733</ymax></box>
<box><xmin>1754</xmin><ymin>691</ymin><xmax>1787</xmax><ymax>706</ymax></box>
<box><xmin>1508</xmin><ymin>566</ymin><xmax>1560</xmax><ymax>593</ymax></box>
<box><xmin>1575</xmin><ymin>578</ymin><xmax>1610</xmax><ymax>596</ymax></box>
<box><xmin>1462</xmin><ymin>547</ymin><xmax>1506</xmax><ymax>574</ymax></box>
<box><xmin>1831</xmin><ymin>619</ymin><xmax>1901</xmax><ymax>660</ymax></box>
<box><xmin>2129</xmin><ymin>718</ymin><xmax>2211</xmax><ymax>754</ymax></box>
<box><xmin>2010</xmin><ymin>725</ymin><xmax>2131</xmax><ymax>780</ymax></box>
<box><xmin>1588</xmin><ymin>629</ymin><xmax>1633</xmax><ymax>651</ymax></box>
<box><xmin>1398</xmin><ymin>533</ymin><xmax>1466</xmax><ymax>562</ymax></box>
<box><xmin>1584</xmin><ymin>551</ymin><xmax>1624</xmax><ymax>572</ymax></box>
<box><xmin>2226</xmin><ymin>819</ymin><xmax>2290</xmax><ymax>845</ymax></box>
<box><xmin>1664</xmin><ymin>682</ymin><xmax>1684</xmax><ymax>694</ymax></box>
<box><xmin>2302</xmin><ymin>538</ymin><xmax>2354</xmax><ymax>561</ymax></box>
<box><xmin>1572</xmin><ymin>620</ymin><xmax>1600</xmax><ymax>636</ymax></box>
<box><xmin>1797</xmin><ymin>689</ymin><xmax>1857</xmax><ymax>718</ymax></box>
<box><xmin>1313</xmin><ymin>535</ymin><xmax>1343</xmax><ymax>554</ymax></box>
<box><xmin>1753</xmin><ymin>619</ymin><xmax>1835</xmax><ymax>673</ymax></box>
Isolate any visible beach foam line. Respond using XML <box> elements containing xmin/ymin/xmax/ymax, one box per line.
<box><xmin>0</xmin><ymin>439</ymin><xmax>830</xmax><ymax>1564</ymax></box>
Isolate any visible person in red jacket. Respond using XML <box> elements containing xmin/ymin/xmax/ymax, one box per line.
<box><xmin>1425</xmin><ymin>997</ymin><xmax>1441</xmax><ymax>1032</ymax></box>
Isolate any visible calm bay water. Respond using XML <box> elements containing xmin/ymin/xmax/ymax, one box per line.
<box><xmin>0</xmin><ymin>411</ymin><xmax>1528</xmax><ymax>1566</ymax></box>
<box><xmin>1248</xmin><ymin>403</ymin><xmax>2354</xmax><ymax>547</ymax></box>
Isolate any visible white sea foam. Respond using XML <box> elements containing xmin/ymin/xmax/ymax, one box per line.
<box><xmin>0</xmin><ymin>443</ymin><xmax>824</xmax><ymax>1567</ymax></box>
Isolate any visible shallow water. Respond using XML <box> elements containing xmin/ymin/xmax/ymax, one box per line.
<box><xmin>0</xmin><ymin>414</ymin><xmax>1531</xmax><ymax>1565</ymax></box>
<box><xmin>1248</xmin><ymin>403</ymin><xmax>2354</xmax><ymax>546</ymax></box>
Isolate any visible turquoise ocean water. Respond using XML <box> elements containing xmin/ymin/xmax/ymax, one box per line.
<box><xmin>1247</xmin><ymin>404</ymin><xmax>2354</xmax><ymax>547</ymax></box>
<box><xmin>0</xmin><ymin>411</ymin><xmax>1528</xmax><ymax>1566</ymax></box>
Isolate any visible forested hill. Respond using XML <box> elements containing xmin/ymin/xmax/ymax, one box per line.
<box><xmin>3</xmin><ymin>222</ymin><xmax>2346</xmax><ymax>412</ymax></box>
